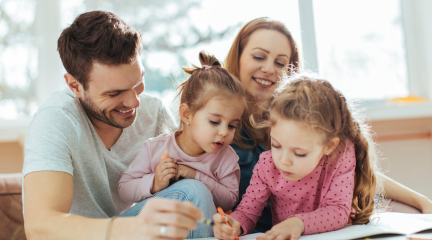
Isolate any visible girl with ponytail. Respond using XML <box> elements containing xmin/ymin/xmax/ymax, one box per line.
<box><xmin>214</xmin><ymin>74</ymin><xmax>381</xmax><ymax>240</ymax></box>
<box><xmin>118</xmin><ymin>51</ymin><xmax>247</xmax><ymax>238</ymax></box>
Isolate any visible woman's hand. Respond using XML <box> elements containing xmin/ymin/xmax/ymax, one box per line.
<box><xmin>213</xmin><ymin>212</ymin><xmax>241</xmax><ymax>240</ymax></box>
<box><xmin>152</xmin><ymin>152</ymin><xmax>177</xmax><ymax>194</ymax></box>
<box><xmin>174</xmin><ymin>164</ymin><xmax>197</xmax><ymax>181</ymax></box>
<box><xmin>256</xmin><ymin>217</ymin><xmax>305</xmax><ymax>240</ymax></box>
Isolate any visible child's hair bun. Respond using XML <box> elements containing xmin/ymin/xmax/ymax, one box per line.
<box><xmin>199</xmin><ymin>51</ymin><xmax>221</xmax><ymax>68</ymax></box>
<box><xmin>183</xmin><ymin>51</ymin><xmax>221</xmax><ymax>75</ymax></box>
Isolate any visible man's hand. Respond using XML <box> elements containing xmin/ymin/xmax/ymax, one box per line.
<box><xmin>109</xmin><ymin>199</ymin><xmax>203</xmax><ymax>240</ymax></box>
<box><xmin>256</xmin><ymin>217</ymin><xmax>304</xmax><ymax>240</ymax></box>
<box><xmin>151</xmin><ymin>152</ymin><xmax>177</xmax><ymax>194</ymax></box>
<box><xmin>213</xmin><ymin>212</ymin><xmax>242</xmax><ymax>239</ymax></box>
<box><xmin>174</xmin><ymin>164</ymin><xmax>197</xmax><ymax>181</ymax></box>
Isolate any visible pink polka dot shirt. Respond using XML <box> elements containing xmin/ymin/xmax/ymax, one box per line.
<box><xmin>230</xmin><ymin>141</ymin><xmax>356</xmax><ymax>235</ymax></box>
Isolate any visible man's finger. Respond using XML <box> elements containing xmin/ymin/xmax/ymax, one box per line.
<box><xmin>149</xmin><ymin>224</ymin><xmax>189</xmax><ymax>239</ymax></box>
<box><xmin>153</xmin><ymin>212</ymin><xmax>197</xmax><ymax>231</ymax></box>
<box><xmin>146</xmin><ymin>199</ymin><xmax>203</xmax><ymax>220</ymax></box>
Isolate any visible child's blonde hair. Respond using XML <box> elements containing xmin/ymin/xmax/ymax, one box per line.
<box><xmin>260</xmin><ymin>73</ymin><xmax>382</xmax><ymax>224</ymax></box>
<box><xmin>177</xmin><ymin>51</ymin><xmax>247</xmax><ymax>136</ymax></box>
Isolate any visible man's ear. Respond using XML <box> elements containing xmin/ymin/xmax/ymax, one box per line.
<box><xmin>64</xmin><ymin>73</ymin><xmax>84</xmax><ymax>98</ymax></box>
<box><xmin>325</xmin><ymin>137</ymin><xmax>340</xmax><ymax>155</ymax></box>
<box><xmin>179</xmin><ymin>103</ymin><xmax>191</xmax><ymax>125</ymax></box>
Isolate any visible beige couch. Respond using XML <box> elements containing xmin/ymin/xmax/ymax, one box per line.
<box><xmin>0</xmin><ymin>173</ymin><xmax>26</xmax><ymax>240</ymax></box>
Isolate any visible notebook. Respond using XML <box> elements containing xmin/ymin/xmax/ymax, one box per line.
<box><xmin>194</xmin><ymin>212</ymin><xmax>432</xmax><ymax>240</ymax></box>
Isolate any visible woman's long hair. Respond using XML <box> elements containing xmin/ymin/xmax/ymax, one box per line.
<box><xmin>224</xmin><ymin>17</ymin><xmax>301</xmax><ymax>149</ymax></box>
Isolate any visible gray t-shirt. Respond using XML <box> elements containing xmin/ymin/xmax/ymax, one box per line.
<box><xmin>22</xmin><ymin>88</ymin><xmax>175</xmax><ymax>218</ymax></box>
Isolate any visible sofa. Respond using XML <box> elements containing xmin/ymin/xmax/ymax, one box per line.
<box><xmin>0</xmin><ymin>173</ymin><xmax>26</xmax><ymax>240</ymax></box>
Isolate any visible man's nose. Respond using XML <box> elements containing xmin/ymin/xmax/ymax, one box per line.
<box><xmin>122</xmin><ymin>89</ymin><xmax>140</xmax><ymax>109</ymax></box>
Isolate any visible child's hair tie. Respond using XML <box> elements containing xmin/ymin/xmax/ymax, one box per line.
<box><xmin>203</xmin><ymin>65</ymin><xmax>212</xmax><ymax>70</ymax></box>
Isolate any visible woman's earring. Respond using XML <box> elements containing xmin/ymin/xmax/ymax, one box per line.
<box><xmin>186</xmin><ymin>122</ymin><xmax>189</xmax><ymax>126</ymax></box>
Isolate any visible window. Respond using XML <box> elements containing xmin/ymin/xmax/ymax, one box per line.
<box><xmin>1</xmin><ymin>0</ymin><xmax>431</xmax><ymax>135</ymax></box>
<box><xmin>311</xmin><ymin>0</ymin><xmax>409</xmax><ymax>100</ymax></box>
<box><xmin>0</xmin><ymin>0</ymin><xmax>37</xmax><ymax>120</ymax></box>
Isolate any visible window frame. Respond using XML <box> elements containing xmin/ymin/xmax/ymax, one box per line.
<box><xmin>1</xmin><ymin>0</ymin><xmax>432</xmax><ymax>141</ymax></box>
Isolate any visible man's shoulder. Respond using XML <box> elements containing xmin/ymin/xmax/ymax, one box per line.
<box><xmin>36</xmin><ymin>88</ymin><xmax>82</xmax><ymax>118</ymax></box>
<box><xmin>28</xmin><ymin>88</ymin><xmax>87</xmax><ymax>135</ymax></box>
<box><xmin>137</xmin><ymin>93</ymin><xmax>164</xmax><ymax>113</ymax></box>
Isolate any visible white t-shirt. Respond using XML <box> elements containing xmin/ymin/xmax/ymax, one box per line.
<box><xmin>22</xmin><ymin>88</ymin><xmax>175</xmax><ymax>218</ymax></box>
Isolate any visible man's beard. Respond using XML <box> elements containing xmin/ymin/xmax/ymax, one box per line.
<box><xmin>80</xmin><ymin>95</ymin><xmax>136</xmax><ymax>129</ymax></box>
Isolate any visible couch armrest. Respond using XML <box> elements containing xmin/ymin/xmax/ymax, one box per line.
<box><xmin>0</xmin><ymin>173</ymin><xmax>26</xmax><ymax>240</ymax></box>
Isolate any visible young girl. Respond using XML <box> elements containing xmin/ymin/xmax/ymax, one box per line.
<box><xmin>118</xmin><ymin>51</ymin><xmax>247</xmax><ymax>216</ymax></box>
<box><xmin>213</xmin><ymin>74</ymin><xmax>380</xmax><ymax>240</ymax></box>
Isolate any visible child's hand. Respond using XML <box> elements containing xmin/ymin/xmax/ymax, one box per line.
<box><xmin>257</xmin><ymin>217</ymin><xmax>304</xmax><ymax>240</ymax></box>
<box><xmin>174</xmin><ymin>164</ymin><xmax>197</xmax><ymax>181</ymax></box>
<box><xmin>213</xmin><ymin>212</ymin><xmax>241</xmax><ymax>239</ymax></box>
<box><xmin>151</xmin><ymin>152</ymin><xmax>177</xmax><ymax>194</ymax></box>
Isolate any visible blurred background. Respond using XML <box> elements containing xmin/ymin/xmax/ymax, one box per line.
<box><xmin>0</xmin><ymin>0</ymin><xmax>431</xmax><ymax>199</ymax></box>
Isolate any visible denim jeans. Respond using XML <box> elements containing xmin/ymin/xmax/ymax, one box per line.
<box><xmin>120</xmin><ymin>179</ymin><xmax>216</xmax><ymax>238</ymax></box>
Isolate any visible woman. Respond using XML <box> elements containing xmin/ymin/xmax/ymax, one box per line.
<box><xmin>226</xmin><ymin>17</ymin><xmax>432</xmax><ymax>233</ymax></box>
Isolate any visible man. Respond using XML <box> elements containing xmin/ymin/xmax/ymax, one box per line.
<box><xmin>23</xmin><ymin>11</ymin><xmax>210</xmax><ymax>239</ymax></box>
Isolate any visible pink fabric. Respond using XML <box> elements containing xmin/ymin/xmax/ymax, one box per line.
<box><xmin>118</xmin><ymin>131</ymin><xmax>240</xmax><ymax>211</ymax></box>
<box><xmin>230</xmin><ymin>141</ymin><xmax>356</xmax><ymax>235</ymax></box>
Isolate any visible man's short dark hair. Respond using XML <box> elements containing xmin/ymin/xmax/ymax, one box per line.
<box><xmin>57</xmin><ymin>11</ymin><xmax>142</xmax><ymax>90</ymax></box>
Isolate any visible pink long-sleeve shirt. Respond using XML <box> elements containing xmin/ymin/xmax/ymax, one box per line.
<box><xmin>118</xmin><ymin>131</ymin><xmax>240</xmax><ymax>211</ymax></box>
<box><xmin>230</xmin><ymin>141</ymin><xmax>356</xmax><ymax>235</ymax></box>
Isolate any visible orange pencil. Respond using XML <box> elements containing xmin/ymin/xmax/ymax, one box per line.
<box><xmin>217</xmin><ymin>207</ymin><xmax>239</xmax><ymax>240</ymax></box>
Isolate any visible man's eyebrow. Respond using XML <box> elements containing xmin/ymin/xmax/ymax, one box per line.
<box><xmin>252</xmin><ymin>47</ymin><xmax>289</xmax><ymax>58</ymax></box>
<box><xmin>102</xmin><ymin>71</ymin><xmax>145</xmax><ymax>94</ymax></box>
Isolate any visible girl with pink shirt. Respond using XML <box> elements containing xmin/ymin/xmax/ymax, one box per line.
<box><xmin>118</xmin><ymin>51</ymin><xmax>247</xmax><ymax>238</ymax></box>
<box><xmin>213</xmin><ymin>74</ymin><xmax>381</xmax><ymax>240</ymax></box>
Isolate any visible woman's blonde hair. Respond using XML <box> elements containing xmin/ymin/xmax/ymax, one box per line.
<box><xmin>177</xmin><ymin>51</ymin><xmax>247</xmax><ymax>135</ymax></box>
<box><xmin>263</xmin><ymin>73</ymin><xmax>381</xmax><ymax>224</ymax></box>
<box><xmin>224</xmin><ymin>17</ymin><xmax>301</xmax><ymax>148</ymax></box>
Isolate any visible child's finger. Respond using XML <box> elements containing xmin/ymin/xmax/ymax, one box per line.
<box><xmin>163</xmin><ymin>173</ymin><xmax>176</xmax><ymax>181</ymax></box>
<box><xmin>163</xmin><ymin>158</ymin><xmax>176</xmax><ymax>163</ymax></box>
<box><xmin>160</xmin><ymin>152</ymin><xmax>169</xmax><ymax>161</ymax></box>
<box><xmin>162</xmin><ymin>168</ymin><xmax>177</xmax><ymax>176</ymax></box>
<box><xmin>215</xmin><ymin>224</ymin><xmax>236</xmax><ymax>240</ymax></box>
<box><xmin>213</xmin><ymin>213</ymin><xmax>227</xmax><ymax>223</ymax></box>
<box><xmin>163</xmin><ymin>162</ymin><xmax>177</xmax><ymax>169</ymax></box>
<box><xmin>289</xmin><ymin>233</ymin><xmax>300</xmax><ymax>240</ymax></box>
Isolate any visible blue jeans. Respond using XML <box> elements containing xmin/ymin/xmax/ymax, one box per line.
<box><xmin>120</xmin><ymin>179</ymin><xmax>216</xmax><ymax>238</ymax></box>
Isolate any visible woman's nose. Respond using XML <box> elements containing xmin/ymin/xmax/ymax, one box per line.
<box><xmin>261</xmin><ymin>60</ymin><xmax>275</xmax><ymax>75</ymax></box>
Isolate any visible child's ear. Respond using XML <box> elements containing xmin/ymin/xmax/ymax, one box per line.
<box><xmin>325</xmin><ymin>137</ymin><xmax>340</xmax><ymax>155</ymax></box>
<box><xmin>179</xmin><ymin>103</ymin><xmax>191</xmax><ymax>125</ymax></box>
